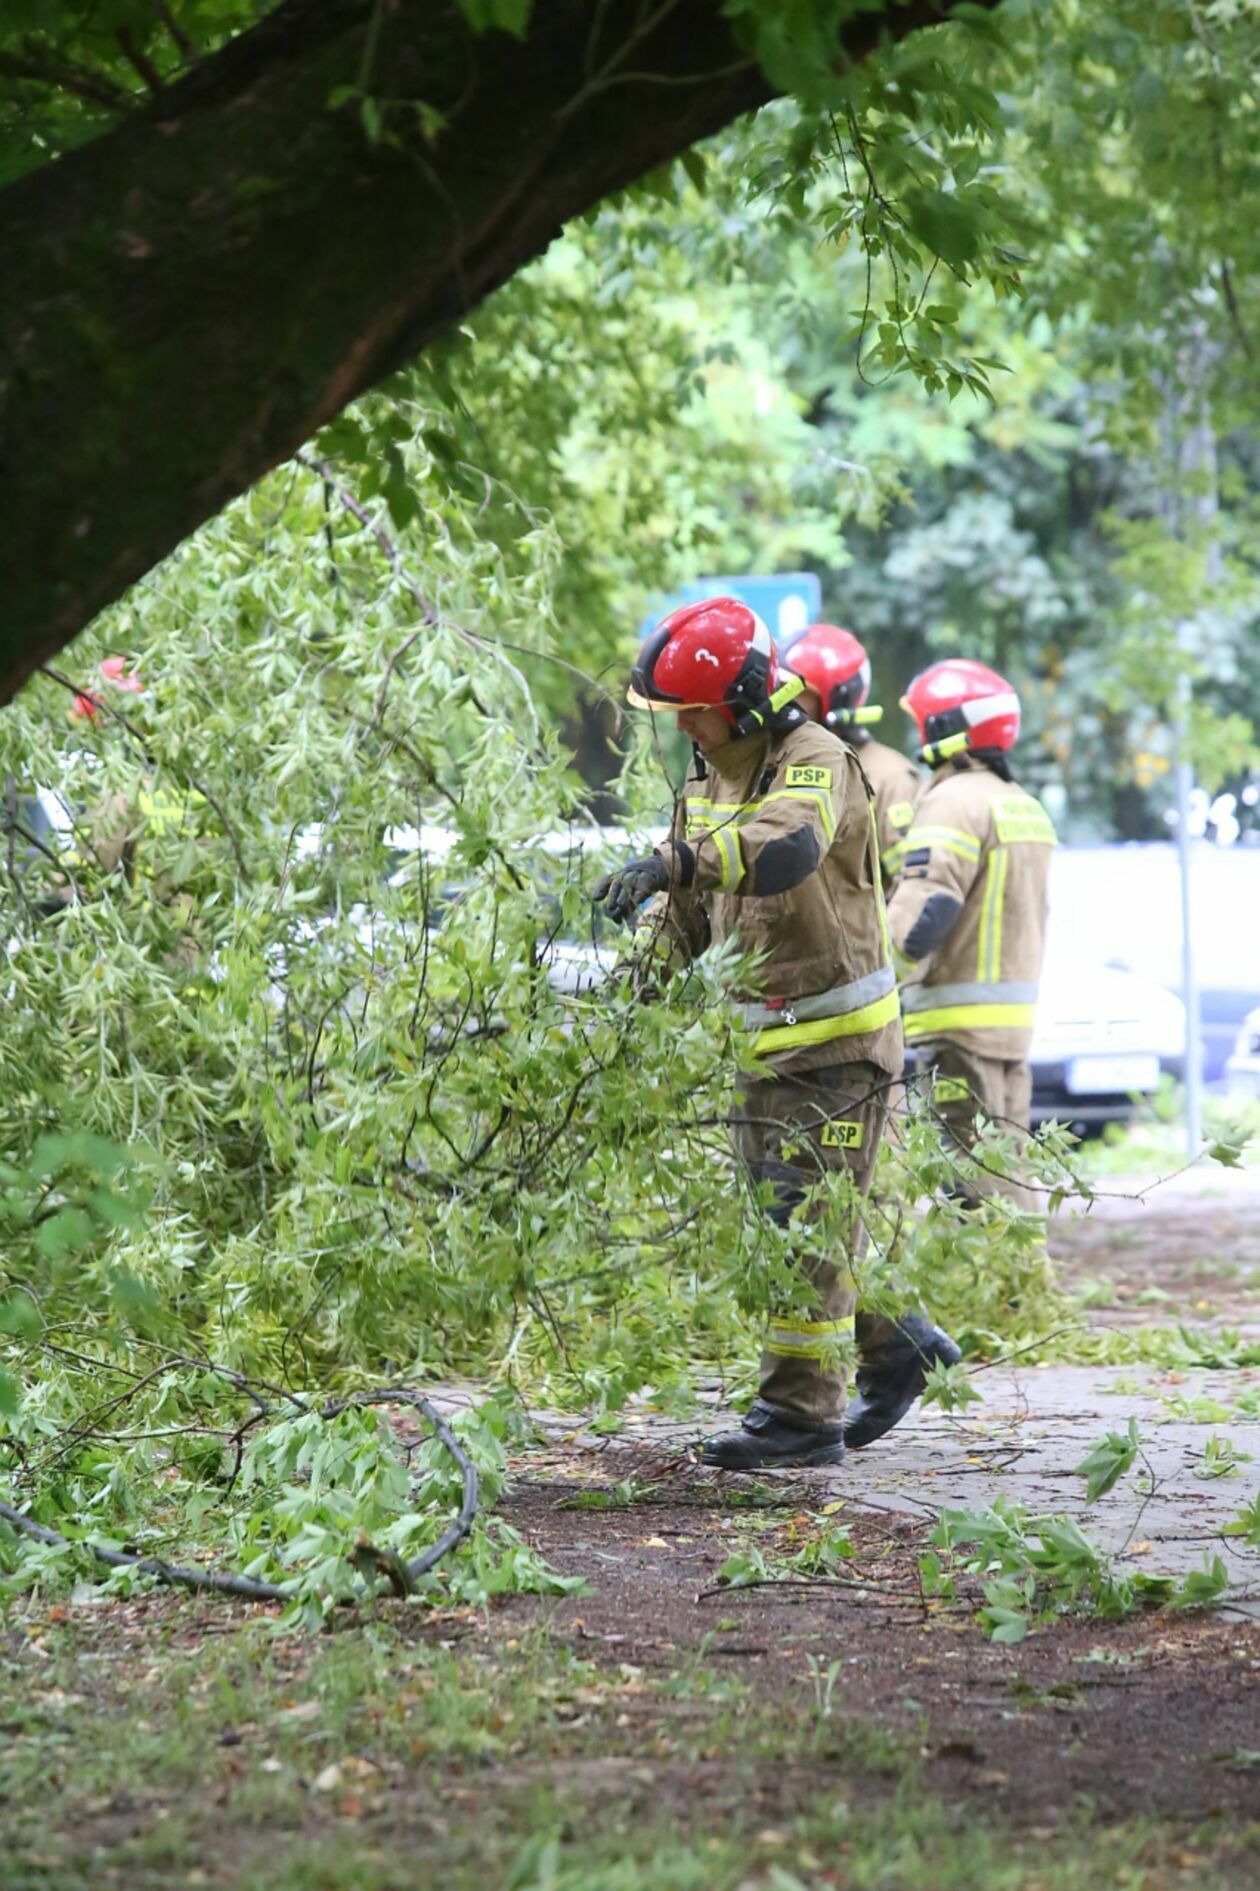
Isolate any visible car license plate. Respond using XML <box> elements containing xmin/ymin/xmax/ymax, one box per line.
<box><xmin>1066</xmin><ymin>1054</ymin><xmax>1160</xmax><ymax>1096</ymax></box>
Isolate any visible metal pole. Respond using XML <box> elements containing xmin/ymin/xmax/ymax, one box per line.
<box><xmin>1164</xmin><ymin>353</ymin><xmax>1214</xmax><ymax>1162</ymax></box>
<box><xmin>1173</xmin><ymin>700</ymin><xmax>1203</xmax><ymax>1156</ymax></box>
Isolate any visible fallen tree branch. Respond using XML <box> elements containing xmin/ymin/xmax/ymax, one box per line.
<box><xmin>0</xmin><ymin>1386</ymin><xmax>477</xmax><ymax>1603</ymax></box>
<box><xmin>696</xmin><ymin>1574</ymin><xmax>935</xmax><ymax>1607</ymax></box>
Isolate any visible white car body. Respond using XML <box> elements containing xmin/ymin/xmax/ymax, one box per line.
<box><xmin>1028</xmin><ymin>956</ymin><xmax>1186</xmax><ymax>1127</ymax></box>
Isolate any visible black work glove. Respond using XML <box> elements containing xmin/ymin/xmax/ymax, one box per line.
<box><xmin>593</xmin><ymin>852</ymin><xmax>669</xmax><ymax>925</ymax></box>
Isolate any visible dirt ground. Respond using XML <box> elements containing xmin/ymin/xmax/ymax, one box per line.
<box><xmin>1052</xmin><ymin>1166</ymin><xmax>1260</xmax><ymax>1335</ymax></box>
<box><xmin>489</xmin><ymin>1455</ymin><xmax>1260</xmax><ymax>1831</ymax></box>
<box><xmin>471</xmin><ymin>1164</ymin><xmax>1260</xmax><ymax>1840</ymax></box>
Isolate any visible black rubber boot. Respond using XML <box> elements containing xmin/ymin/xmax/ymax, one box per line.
<box><xmin>842</xmin><ymin>1315</ymin><xmax>962</xmax><ymax>1450</ymax></box>
<box><xmin>701</xmin><ymin>1400</ymin><xmax>846</xmax><ymax>1471</ymax></box>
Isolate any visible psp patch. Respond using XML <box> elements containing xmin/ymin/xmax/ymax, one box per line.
<box><xmin>786</xmin><ymin>765</ymin><xmax>832</xmax><ymax>789</ymax></box>
<box><xmin>820</xmin><ymin>1118</ymin><xmax>864</xmax><ymax>1149</ymax></box>
<box><xmin>887</xmin><ymin>800</ymin><xmax>916</xmax><ymax>829</ymax></box>
<box><xmin>933</xmin><ymin>1077</ymin><xmax>970</xmax><ymax>1104</ymax></box>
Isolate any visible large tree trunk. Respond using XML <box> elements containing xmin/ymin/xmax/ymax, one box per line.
<box><xmin>0</xmin><ymin>0</ymin><xmax>985</xmax><ymax>702</ymax></box>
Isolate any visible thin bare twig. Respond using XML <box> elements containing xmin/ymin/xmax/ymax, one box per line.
<box><xmin>154</xmin><ymin>0</ymin><xmax>196</xmax><ymax>61</ymax></box>
<box><xmin>115</xmin><ymin>25</ymin><xmax>164</xmax><ymax>95</ymax></box>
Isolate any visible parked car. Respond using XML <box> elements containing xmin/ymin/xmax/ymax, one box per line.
<box><xmin>1225</xmin><ymin>1006</ymin><xmax>1260</xmax><ymax>1101</ymax></box>
<box><xmin>1028</xmin><ymin>954</ymin><xmax>1186</xmax><ymax>1131</ymax></box>
<box><xmin>1046</xmin><ymin>844</ymin><xmax>1260</xmax><ymax>1086</ymax></box>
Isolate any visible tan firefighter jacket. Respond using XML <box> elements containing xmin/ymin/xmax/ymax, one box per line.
<box><xmin>644</xmin><ymin>717</ymin><xmax>903</xmax><ymax>1080</ymax></box>
<box><xmin>853</xmin><ymin>736</ymin><xmax>922</xmax><ymax>892</ymax></box>
<box><xmin>886</xmin><ymin>757</ymin><xmax>1056</xmax><ymax>1060</ymax></box>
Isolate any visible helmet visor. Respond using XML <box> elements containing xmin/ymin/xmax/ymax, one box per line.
<box><xmin>626</xmin><ymin>683</ymin><xmax>711</xmax><ymax>712</ymax></box>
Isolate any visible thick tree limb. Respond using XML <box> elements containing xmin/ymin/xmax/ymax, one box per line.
<box><xmin>0</xmin><ymin>0</ymin><xmax>994</xmax><ymax>703</ymax></box>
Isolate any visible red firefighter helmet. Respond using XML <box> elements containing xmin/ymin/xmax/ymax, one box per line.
<box><xmin>629</xmin><ymin>596</ymin><xmax>796</xmax><ymax>733</ymax></box>
<box><xmin>780</xmin><ymin>622</ymin><xmax>881</xmax><ymax>730</ymax></box>
<box><xmin>901</xmin><ymin>658</ymin><xmax>1020</xmax><ymax>763</ymax></box>
<box><xmin>69</xmin><ymin>655</ymin><xmax>144</xmax><ymax>721</ymax></box>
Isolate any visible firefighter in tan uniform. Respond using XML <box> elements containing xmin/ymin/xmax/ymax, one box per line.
<box><xmin>781</xmin><ymin>622</ymin><xmax>961</xmax><ymax>1448</ymax></box>
<box><xmin>596</xmin><ymin>598</ymin><xmax>952</xmax><ymax>1470</ymax></box>
<box><xmin>39</xmin><ymin>659</ymin><xmax>206</xmax><ymax>961</ymax></box>
<box><xmin>779</xmin><ymin>624</ymin><xmax>957</xmax><ymax>1444</ymax></box>
<box><xmin>780</xmin><ymin>622</ymin><xmax>922</xmax><ymax>893</ymax></box>
<box><xmin>888</xmin><ymin>659</ymin><xmax>1056</xmax><ymax>1200</ymax></box>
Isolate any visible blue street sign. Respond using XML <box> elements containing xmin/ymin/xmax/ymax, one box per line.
<box><xmin>639</xmin><ymin>572</ymin><xmax>822</xmax><ymax>645</ymax></box>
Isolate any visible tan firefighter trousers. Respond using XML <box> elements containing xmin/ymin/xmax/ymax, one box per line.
<box><xmin>729</xmin><ymin>1059</ymin><xmax>891</xmax><ymax>1428</ymax></box>
<box><xmin>919</xmin><ymin>1040</ymin><xmax>1035</xmax><ymax>1209</ymax></box>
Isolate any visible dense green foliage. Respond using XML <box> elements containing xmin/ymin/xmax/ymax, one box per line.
<box><xmin>3</xmin><ymin>0</ymin><xmax>1260</xmax><ymax>1610</ymax></box>
<box><xmin>0</xmin><ymin>422</ymin><xmax>1078</xmax><ymax>1612</ymax></box>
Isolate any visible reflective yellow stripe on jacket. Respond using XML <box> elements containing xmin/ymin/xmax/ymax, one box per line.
<box><xmin>753</xmin><ymin>990</ymin><xmax>901</xmax><ymax>1054</ymax></box>
<box><xmin>976</xmin><ymin>846</ymin><xmax>1009</xmax><ymax>983</ymax></box>
<box><xmin>745</xmin><ymin>962</ymin><xmax>900</xmax><ymax>1055</ymax></box>
<box><xmin>901</xmin><ymin>978</ymin><xmax>1037</xmax><ymax>1042</ymax></box>
<box><xmin>903</xmin><ymin>824</ymin><xmax>982</xmax><ymax>863</ymax></box>
<box><xmin>686</xmin><ymin>787</ymin><xmax>837</xmax><ymax>849</ymax></box>
<box><xmin>903</xmin><ymin>1003</ymin><xmax>1035</xmax><ymax>1040</ymax></box>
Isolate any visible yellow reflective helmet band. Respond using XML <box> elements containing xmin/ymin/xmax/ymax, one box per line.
<box><xmin>920</xmin><ymin>730</ymin><xmax>970</xmax><ymax>766</ymax></box>
<box><xmin>769</xmin><ymin>674</ymin><xmax>805</xmax><ymax>713</ymax></box>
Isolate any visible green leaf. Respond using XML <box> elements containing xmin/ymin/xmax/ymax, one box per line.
<box><xmin>1073</xmin><ymin>1419</ymin><xmax>1140</xmax><ymax>1503</ymax></box>
<box><xmin>35</xmin><ymin>1206</ymin><xmax>95</xmax><ymax>1260</ymax></box>
<box><xmin>681</xmin><ymin>149</ymin><xmax>708</xmax><ymax>194</ymax></box>
<box><xmin>1223</xmin><ymin>1497</ymin><xmax>1260</xmax><ymax>1545</ymax></box>
<box><xmin>0</xmin><ymin>1366</ymin><xmax>20</xmax><ymax>1416</ymax></box>
<box><xmin>921</xmin><ymin>1359</ymin><xmax>982</xmax><ymax>1412</ymax></box>
<box><xmin>903</xmin><ymin>187</ymin><xmax>983</xmax><ymax>270</ymax></box>
<box><xmin>0</xmin><ymin>1292</ymin><xmax>42</xmax><ymax>1342</ymax></box>
<box><xmin>1171</xmin><ymin>1557</ymin><xmax>1230</xmax><ymax>1612</ymax></box>
<box><xmin>989</xmin><ymin>1615</ymin><xmax>1029</xmax><ymax>1644</ymax></box>
<box><xmin>108</xmin><ymin>1268</ymin><xmax>161</xmax><ymax>1332</ymax></box>
<box><xmin>717</xmin><ymin>1546</ymin><xmax>770</xmax><ymax>1588</ymax></box>
<box><xmin>490</xmin><ymin>0</ymin><xmax>532</xmax><ymax>36</ymax></box>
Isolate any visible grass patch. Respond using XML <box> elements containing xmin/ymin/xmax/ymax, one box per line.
<box><xmin>1</xmin><ymin>1607</ymin><xmax>1256</xmax><ymax>1890</ymax></box>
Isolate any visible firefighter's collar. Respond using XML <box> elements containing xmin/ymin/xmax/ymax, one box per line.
<box><xmin>699</xmin><ymin>727</ymin><xmax>771</xmax><ymax>775</ymax></box>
